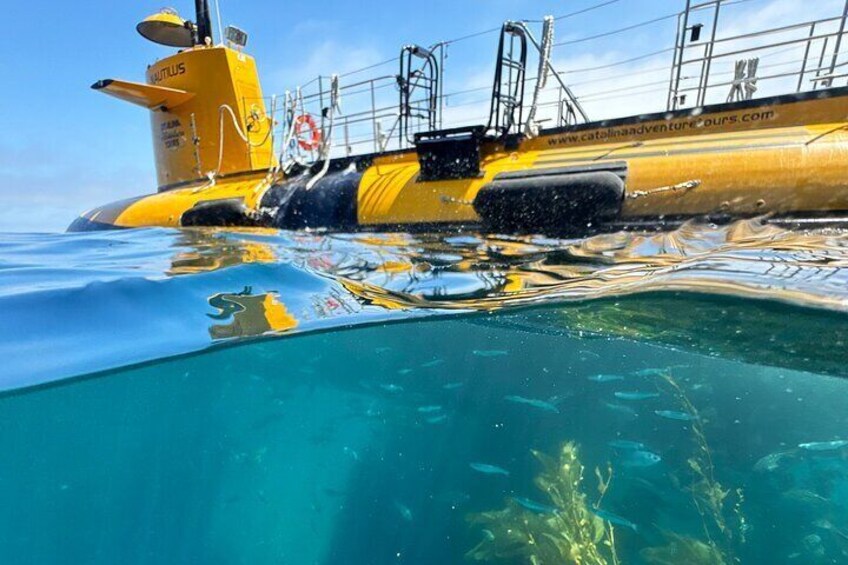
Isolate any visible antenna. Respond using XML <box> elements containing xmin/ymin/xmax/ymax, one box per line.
<box><xmin>214</xmin><ymin>0</ymin><xmax>225</xmax><ymax>44</ymax></box>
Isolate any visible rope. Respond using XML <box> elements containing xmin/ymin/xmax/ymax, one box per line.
<box><xmin>214</xmin><ymin>104</ymin><xmax>273</xmax><ymax>179</ymax></box>
<box><xmin>553</xmin><ymin>0</ymin><xmax>622</xmax><ymax>21</ymax></box>
<box><xmin>524</xmin><ymin>16</ymin><xmax>554</xmax><ymax>137</ymax></box>
<box><xmin>627</xmin><ymin>179</ymin><xmax>701</xmax><ymax>199</ymax></box>
<box><xmin>555</xmin><ymin>12</ymin><xmax>678</xmax><ymax>46</ymax></box>
<box><xmin>306</xmin><ymin>74</ymin><xmax>341</xmax><ymax>190</ymax></box>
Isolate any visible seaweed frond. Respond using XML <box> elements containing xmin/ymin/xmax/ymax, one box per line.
<box><xmin>467</xmin><ymin>443</ymin><xmax>618</xmax><ymax>564</ymax></box>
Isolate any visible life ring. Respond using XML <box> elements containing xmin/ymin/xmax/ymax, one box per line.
<box><xmin>294</xmin><ymin>113</ymin><xmax>322</xmax><ymax>151</ymax></box>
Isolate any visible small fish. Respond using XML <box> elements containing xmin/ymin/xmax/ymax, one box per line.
<box><xmin>421</xmin><ymin>359</ymin><xmax>445</xmax><ymax>368</ymax></box>
<box><xmin>782</xmin><ymin>489</ymin><xmax>830</xmax><ymax>507</ymax></box>
<box><xmin>472</xmin><ymin>349</ymin><xmax>509</xmax><ymax>358</ymax></box>
<box><xmin>798</xmin><ymin>440</ymin><xmax>848</xmax><ymax>451</ymax></box>
<box><xmin>608</xmin><ymin>440</ymin><xmax>646</xmax><ymax>450</ymax></box>
<box><xmin>375</xmin><ymin>347</ymin><xmax>392</xmax><ymax>354</ymax></box>
<box><xmin>604</xmin><ymin>402</ymin><xmax>638</xmax><ymax>418</ymax></box>
<box><xmin>632</xmin><ymin>365</ymin><xmax>688</xmax><ymax>377</ymax></box>
<box><xmin>753</xmin><ymin>450</ymin><xmax>792</xmax><ymax>473</ymax></box>
<box><xmin>470</xmin><ymin>462</ymin><xmax>510</xmax><ymax>476</ymax></box>
<box><xmin>588</xmin><ymin>374</ymin><xmax>625</xmax><ymax>383</ymax></box>
<box><xmin>481</xmin><ymin>529</ymin><xmax>495</xmax><ymax>541</ymax></box>
<box><xmin>590</xmin><ymin>508</ymin><xmax>638</xmax><ymax>532</ymax></box>
<box><xmin>394</xmin><ymin>500</ymin><xmax>413</xmax><ymax>522</ymax></box>
<box><xmin>547</xmin><ymin>393</ymin><xmax>573</xmax><ymax>406</ymax></box>
<box><xmin>578</xmin><ymin>350</ymin><xmax>601</xmax><ymax>360</ymax></box>
<box><xmin>379</xmin><ymin>384</ymin><xmax>404</xmax><ymax>393</ymax></box>
<box><xmin>426</xmin><ymin>414</ymin><xmax>448</xmax><ymax>424</ymax></box>
<box><xmin>343</xmin><ymin>446</ymin><xmax>360</xmax><ymax>461</ymax></box>
<box><xmin>615</xmin><ymin>391</ymin><xmax>660</xmax><ymax>401</ymax></box>
<box><xmin>655</xmin><ymin>409</ymin><xmax>695</xmax><ymax>421</ymax></box>
<box><xmin>417</xmin><ymin>405</ymin><xmax>443</xmax><ymax>414</ymax></box>
<box><xmin>620</xmin><ymin>450</ymin><xmax>662</xmax><ymax>468</ymax></box>
<box><xmin>443</xmin><ymin>382</ymin><xmax>465</xmax><ymax>390</ymax></box>
<box><xmin>631</xmin><ymin>368</ymin><xmax>667</xmax><ymax>377</ymax></box>
<box><xmin>512</xmin><ymin>497</ymin><xmax>559</xmax><ymax>514</ymax></box>
<box><xmin>504</xmin><ymin>395</ymin><xmax>560</xmax><ymax>413</ymax></box>
<box><xmin>397</xmin><ymin>368</ymin><xmax>413</xmax><ymax>375</ymax></box>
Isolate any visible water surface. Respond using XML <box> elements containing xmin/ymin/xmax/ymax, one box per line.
<box><xmin>1</xmin><ymin>220</ymin><xmax>847</xmax><ymax>563</ymax></box>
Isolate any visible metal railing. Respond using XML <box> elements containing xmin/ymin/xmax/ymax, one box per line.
<box><xmin>248</xmin><ymin>0</ymin><xmax>848</xmax><ymax>168</ymax></box>
<box><xmin>668</xmin><ymin>0</ymin><xmax>848</xmax><ymax>109</ymax></box>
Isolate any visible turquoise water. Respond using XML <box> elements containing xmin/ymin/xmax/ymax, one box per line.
<box><xmin>2</xmin><ymin>221</ymin><xmax>848</xmax><ymax>563</ymax></box>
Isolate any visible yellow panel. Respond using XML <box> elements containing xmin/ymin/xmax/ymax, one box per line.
<box><xmin>357</xmin><ymin>150</ymin><xmax>537</xmax><ymax>225</ymax></box>
<box><xmin>114</xmin><ymin>173</ymin><xmax>272</xmax><ymax>228</ymax></box>
<box><xmin>97</xmin><ymin>45</ymin><xmax>274</xmax><ymax>190</ymax></box>
<box><xmin>92</xmin><ymin>79</ymin><xmax>195</xmax><ymax>110</ymax></box>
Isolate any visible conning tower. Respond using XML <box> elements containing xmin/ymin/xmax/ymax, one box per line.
<box><xmin>92</xmin><ymin>0</ymin><xmax>273</xmax><ymax>190</ymax></box>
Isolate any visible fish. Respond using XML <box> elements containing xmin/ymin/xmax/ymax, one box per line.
<box><xmin>753</xmin><ymin>450</ymin><xmax>792</xmax><ymax>472</ymax></box>
<box><xmin>481</xmin><ymin>529</ymin><xmax>495</xmax><ymax>541</ymax></box>
<box><xmin>590</xmin><ymin>508</ymin><xmax>639</xmax><ymax>532</ymax></box>
<box><xmin>426</xmin><ymin>414</ymin><xmax>448</xmax><ymax>424</ymax></box>
<box><xmin>397</xmin><ymin>368</ymin><xmax>413</xmax><ymax>375</ymax></box>
<box><xmin>813</xmin><ymin>519</ymin><xmax>848</xmax><ymax>541</ymax></box>
<box><xmin>632</xmin><ymin>365</ymin><xmax>688</xmax><ymax>377</ymax></box>
<box><xmin>343</xmin><ymin>446</ymin><xmax>360</xmax><ymax>461</ymax></box>
<box><xmin>608</xmin><ymin>440</ymin><xmax>646</xmax><ymax>450</ymax></box>
<box><xmin>470</xmin><ymin>462</ymin><xmax>510</xmax><ymax>476</ymax></box>
<box><xmin>547</xmin><ymin>393</ymin><xmax>573</xmax><ymax>406</ymax></box>
<box><xmin>379</xmin><ymin>383</ymin><xmax>404</xmax><ymax>393</ymax></box>
<box><xmin>654</xmin><ymin>409</ymin><xmax>695</xmax><ymax>421</ymax></box>
<box><xmin>417</xmin><ymin>405</ymin><xmax>443</xmax><ymax>413</ymax></box>
<box><xmin>421</xmin><ymin>359</ymin><xmax>445</xmax><ymax>368</ymax></box>
<box><xmin>504</xmin><ymin>395</ymin><xmax>560</xmax><ymax>413</ymax></box>
<box><xmin>603</xmin><ymin>402</ymin><xmax>638</xmax><ymax>418</ymax></box>
<box><xmin>443</xmin><ymin>382</ymin><xmax>465</xmax><ymax>390</ymax></box>
<box><xmin>394</xmin><ymin>500</ymin><xmax>413</xmax><ymax>522</ymax></box>
<box><xmin>620</xmin><ymin>450</ymin><xmax>662</xmax><ymax>468</ymax></box>
<box><xmin>782</xmin><ymin>489</ymin><xmax>830</xmax><ymax>508</ymax></box>
<box><xmin>512</xmin><ymin>497</ymin><xmax>559</xmax><ymax>514</ymax></box>
<box><xmin>615</xmin><ymin>391</ymin><xmax>660</xmax><ymax>401</ymax></box>
<box><xmin>578</xmin><ymin>350</ymin><xmax>601</xmax><ymax>360</ymax></box>
<box><xmin>798</xmin><ymin>440</ymin><xmax>848</xmax><ymax>451</ymax></box>
<box><xmin>631</xmin><ymin>368</ymin><xmax>667</xmax><ymax>377</ymax></box>
<box><xmin>588</xmin><ymin>374</ymin><xmax>625</xmax><ymax>383</ymax></box>
<box><xmin>472</xmin><ymin>349</ymin><xmax>509</xmax><ymax>357</ymax></box>
<box><xmin>375</xmin><ymin>347</ymin><xmax>392</xmax><ymax>354</ymax></box>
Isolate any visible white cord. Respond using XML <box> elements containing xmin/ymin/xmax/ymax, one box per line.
<box><xmin>214</xmin><ymin>104</ymin><xmax>273</xmax><ymax>177</ymax></box>
<box><xmin>306</xmin><ymin>74</ymin><xmax>341</xmax><ymax>190</ymax></box>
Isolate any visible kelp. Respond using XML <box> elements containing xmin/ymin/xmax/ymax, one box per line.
<box><xmin>640</xmin><ymin>532</ymin><xmax>728</xmax><ymax>565</ymax></box>
<box><xmin>641</xmin><ymin>372</ymin><xmax>747</xmax><ymax>564</ymax></box>
<box><xmin>467</xmin><ymin>443</ymin><xmax>618</xmax><ymax>564</ymax></box>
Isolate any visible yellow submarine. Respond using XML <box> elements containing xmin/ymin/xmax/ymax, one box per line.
<box><xmin>70</xmin><ymin>0</ymin><xmax>848</xmax><ymax>235</ymax></box>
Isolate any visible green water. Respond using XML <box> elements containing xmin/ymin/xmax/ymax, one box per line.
<box><xmin>2</xmin><ymin>312</ymin><xmax>846</xmax><ymax>564</ymax></box>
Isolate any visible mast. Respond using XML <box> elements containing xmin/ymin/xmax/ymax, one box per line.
<box><xmin>195</xmin><ymin>0</ymin><xmax>213</xmax><ymax>44</ymax></box>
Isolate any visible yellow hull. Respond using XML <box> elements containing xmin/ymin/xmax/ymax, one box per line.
<box><xmin>72</xmin><ymin>88</ymin><xmax>848</xmax><ymax>233</ymax></box>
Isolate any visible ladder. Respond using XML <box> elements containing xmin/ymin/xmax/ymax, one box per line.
<box><xmin>487</xmin><ymin>22</ymin><xmax>528</xmax><ymax>137</ymax></box>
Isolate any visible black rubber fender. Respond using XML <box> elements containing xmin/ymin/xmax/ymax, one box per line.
<box><xmin>473</xmin><ymin>170</ymin><xmax>625</xmax><ymax>234</ymax></box>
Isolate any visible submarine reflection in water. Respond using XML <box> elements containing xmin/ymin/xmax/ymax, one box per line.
<box><xmin>147</xmin><ymin>219</ymin><xmax>848</xmax><ymax>379</ymax></box>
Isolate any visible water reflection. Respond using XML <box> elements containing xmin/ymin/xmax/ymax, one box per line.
<box><xmin>4</xmin><ymin>219</ymin><xmax>848</xmax><ymax>389</ymax></box>
<box><xmin>207</xmin><ymin>287</ymin><xmax>298</xmax><ymax>339</ymax></box>
<box><xmin>175</xmin><ymin>220</ymin><xmax>848</xmax><ymax>374</ymax></box>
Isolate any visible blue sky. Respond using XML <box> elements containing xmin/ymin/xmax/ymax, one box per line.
<box><xmin>0</xmin><ymin>0</ymin><xmax>843</xmax><ymax>232</ymax></box>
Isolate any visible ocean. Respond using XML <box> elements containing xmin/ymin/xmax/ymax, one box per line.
<box><xmin>1</xmin><ymin>219</ymin><xmax>847</xmax><ymax>564</ymax></box>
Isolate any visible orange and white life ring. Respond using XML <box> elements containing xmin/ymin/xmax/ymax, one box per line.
<box><xmin>294</xmin><ymin>113</ymin><xmax>322</xmax><ymax>151</ymax></box>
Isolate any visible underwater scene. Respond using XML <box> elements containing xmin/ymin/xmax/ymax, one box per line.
<box><xmin>2</xmin><ymin>220</ymin><xmax>848</xmax><ymax>564</ymax></box>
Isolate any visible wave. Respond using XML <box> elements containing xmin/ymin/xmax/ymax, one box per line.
<box><xmin>1</xmin><ymin>218</ymin><xmax>847</xmax><ymax>391</ymax></box>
